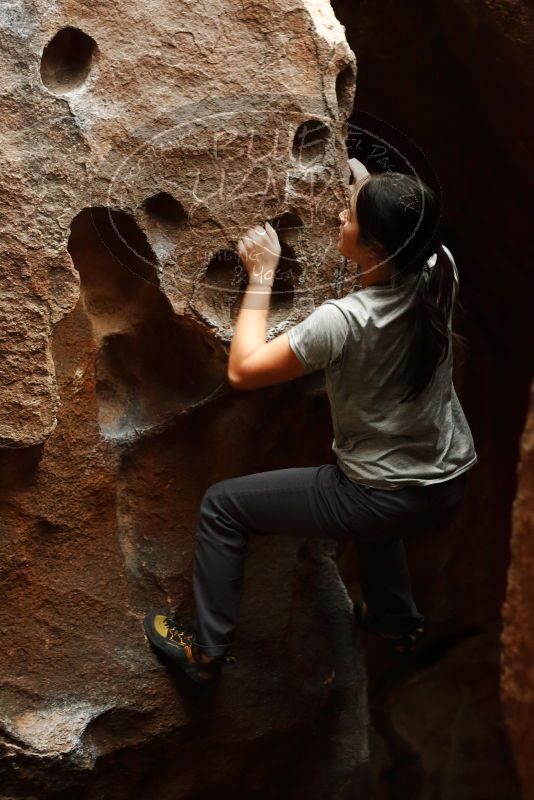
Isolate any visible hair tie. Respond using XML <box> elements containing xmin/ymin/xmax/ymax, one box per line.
<box><xmin>423</xmin><ymin>250</ymin><xmax>439</xmax><ymax>275</ymax></box>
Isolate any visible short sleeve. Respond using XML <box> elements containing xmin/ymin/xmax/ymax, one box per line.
<box><xmin>287</xmin><ymin>301</ymin><xmax>350</xmax><ymax>374</ymax></box>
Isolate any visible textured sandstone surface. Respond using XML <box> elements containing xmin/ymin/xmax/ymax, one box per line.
<box><xmin>0</xmin><ymin>0</ymin><xmax>358</xmax><ymax>449</ymax></box>
<box><xmin>3</xmin><ymin>0</ymin><xmax>532</xmax><ymax>796</ymax></box>
<box><xmin>0</xmin><ymin>2</ymin><xmax>371</xmax><ymax>797</ymax></box>
<box><xmin>501</xmin><ymin>382</ymin><xmax>534</xmax><ymax>800</ymax></box>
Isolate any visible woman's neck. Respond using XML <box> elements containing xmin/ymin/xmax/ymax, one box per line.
<box><xmin>358</xmin><ymin>259</ymin><xmax>393</xmax><ymax>288</ymax></box>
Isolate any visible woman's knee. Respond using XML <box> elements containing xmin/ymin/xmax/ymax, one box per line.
<box><xmin>198</xmin><ymin>480</ymin><xmax>249</xmax><ymax>546</ymax></box>
<box><xmin>200</xmin><ymin>480</ymin><xmax>232</xmax><ymax>514</ymax></box>
<box><xmin>201</xmin><ymin>482</ymin><xmax>221</xmax><ymax>507</ymax></box>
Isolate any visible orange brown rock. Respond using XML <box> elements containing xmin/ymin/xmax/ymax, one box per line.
<box><xmin>501</xmin><ymin>382</ymin><xmax>534</xmax><ymax>800</ymax></box>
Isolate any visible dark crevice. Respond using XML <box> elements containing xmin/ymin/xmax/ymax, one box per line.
<box><xmin>367</xmin><ymin>623</ymin><xmax>486</xmax><ymax>702</ymax></box>
<box><xmin>0</xmin><ymin>444</ymin><xmax>43</xmax><ymax>493</ymax></box>
<box><xmin>335</xmin><ymin>64</ymin><xmax>355</xmax><ymax>119</ymax></box>
<box><xmin>362</xmin><ymin>624</ymin><xmax>492</xmax><ymax>800</ymax></box>
<box><xmin>35</xmin><ymin>519</ymin><xmax>66</xmax><ymax>536</ymax></box>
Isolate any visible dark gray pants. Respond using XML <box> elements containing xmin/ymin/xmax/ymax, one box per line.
<box><xmin>192</xmin><ymin>463</ymin><xmax>468</xmax><ymax>656</ymax></box>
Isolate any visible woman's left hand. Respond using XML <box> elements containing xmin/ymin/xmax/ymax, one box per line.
<box><xmin>238</xmin><ymin>222</ymin><xmax>281</xmax><ymax>287</ymax></box>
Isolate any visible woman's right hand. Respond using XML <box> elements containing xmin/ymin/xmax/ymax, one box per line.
<box><xmin>237</xmin><ymin>222</ymin><xmax>281</xmax><ymax>287</ymax></box>
<box><xmin>348</xmin><ymin>157</ymin><xmax>370</xmax><ymax>184</ymax></box>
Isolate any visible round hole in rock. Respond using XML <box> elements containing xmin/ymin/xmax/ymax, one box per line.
<box><xmin>40</xmin><ymin>26</ymin><xmax>97</xmax><ymax>94</ymax></box>
<box><xmin>143</xmin><ymin>192</ymin><xmax>187</xmax><ymax>230</ymax></box>
<box><xmin>292</xmin><ymin>119</ymin><xmax>331</xmax><ymax>165</ymax></box>
<box><xmin>203</xmin><ymin>249</ymin><xmax>246</xmax><ymax>320</ymax></box>
<box><xmin>204</xmin><ymin>249</ymin><xmax>244</xmax><ymax>292</ymax></box>
<box><xmin>271</xmin><ymin>211</ymin><xmax>303</xmax><ymax>247</ymax></box>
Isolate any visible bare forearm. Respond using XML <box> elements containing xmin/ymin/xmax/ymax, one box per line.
<box><xmin>228</xmin><ymin>281</ymin><xmax>272</xmax><ymax>377</ymax></box>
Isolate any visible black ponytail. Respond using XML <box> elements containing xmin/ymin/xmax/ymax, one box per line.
<box><xmin>399</xmin><ymin>245</ymin><xmax>454</xmax><ymax>402</ymax></box>
<box><xmin>355</xmin><ymin>172</ymin><xmax>459</xmax><ymax>402</ymax></box>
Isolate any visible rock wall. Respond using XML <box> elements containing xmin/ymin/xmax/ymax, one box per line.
<box><xmin>501</xmin><ymin>382</ymin><xmax>534</xmax><ymax>800</ymax></box>
<box><xmin>0</xmin><ymin>2</ymin><xmax>372</xmax><ymax>797</ymax></box>
<box><xmin>331</xmin><ymin>0</ymin><xmax>533</xmax><ymax>797</ymax></box>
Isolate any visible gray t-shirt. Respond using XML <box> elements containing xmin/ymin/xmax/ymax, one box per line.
<box><xmin>287</xmin><ymin>245</ymin><xmax>477</xmax><ymax>489</ymax></box>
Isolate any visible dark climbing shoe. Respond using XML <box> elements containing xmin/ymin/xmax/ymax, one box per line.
<box><xmin>354</xmin><ymin>599</ymin><xmax>425</xmax><ymax>654</ymax></box>
<box><xmin>143</xmin><ymin>612</ymin><xmax>236</xmax><ymax>684</ymax></box>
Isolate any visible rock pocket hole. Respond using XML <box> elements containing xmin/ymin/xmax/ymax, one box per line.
<box><xmin>40</xmin><ymin>26</ymin><xmax>97</xmax><ymax>94</ymax></box>
<box><xmin>143</xmin><ymin>192</ymin><xmax>187</xmax><ymax>231</ymax></box>
<box><xmin>69</xmin><ymin>207</ymin><xmax>158</xmax><ymax>319</ymax></box>
<box><xmin>292</xmin><ymin>119</ymin><xmax>331</xmax><ymax>166</ymax></box>
<box><xmin>205</xmin><ymin>249</ymin><xmax>244</xmax><ymax>293</ymax></box>
<box><xmin>269</xmin><ymin>212</ymin><xmax>303</xmax><ymax>318</ymax></box>
<box><xmin>68</xmin><ymin>207</ymin><xmax>227</xmax><ymax>440</ymax></box>
<box><xmin>270</xmin><ymin>249</ymin><xmax>298</xmax><ymax>315</ymax></box>
<box><xmin>272</xmin><ymin>211</ymin><xmax>303</xmax><ymax>247</ymax></box>
<box><xmin>95</xmin><ymin>320</ymin><xmax>226</xmax><ymax>439</ymax></box>
<box><xmin>335</xmin><ymin>65</ymin><xmax>355</xmax><ymax>117</ymax></box>
<box><xmin>200</xmin><ymin>249</ymin><xmax>246</xmax><ymax>323</ymax></box>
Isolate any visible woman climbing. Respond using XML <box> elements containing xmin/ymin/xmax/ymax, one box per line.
<box><xmin>143</xmin><ymin>157</ymin><xmax>477</xmax><ymax>684</ymax></box>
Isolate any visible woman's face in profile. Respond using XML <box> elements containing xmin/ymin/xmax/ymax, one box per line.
<box><xmin>337</xmin><ymin>177</ymin><xmax>369</xmax><ymax>262</ymax></box>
